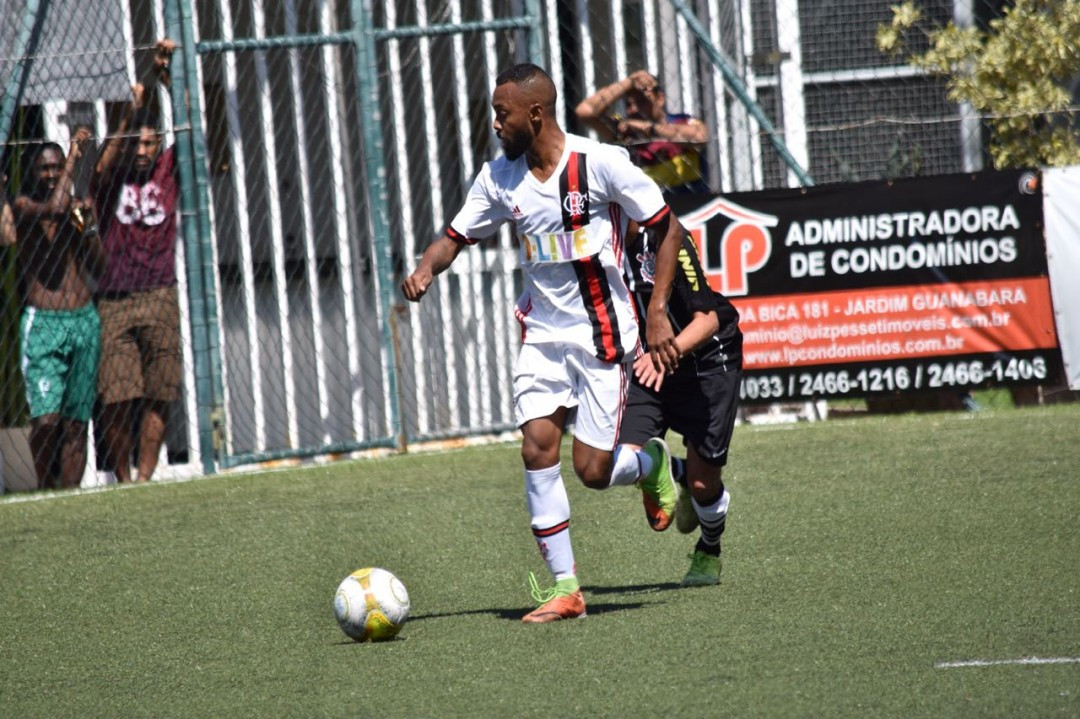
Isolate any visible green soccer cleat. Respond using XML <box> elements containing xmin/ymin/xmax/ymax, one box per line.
<box><xmin>674</xmin><ymin>483</ymin><xmax>699</xmax><ymax>534</ymax></box>
<box><xmin>681</xmin><ymin>550</ymin><xmax>722</xmax><ymax>587</ymax></box>
<box><xmin>639</xmin><ymin>438</ymin><xmax>677</xmax><ymax>531</ymax></box>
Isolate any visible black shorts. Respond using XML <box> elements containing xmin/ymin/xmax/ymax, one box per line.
<box><xmin>619</xmin><ymin>339</ymin><xmax>742</xmax><ymax>467</ymax></box>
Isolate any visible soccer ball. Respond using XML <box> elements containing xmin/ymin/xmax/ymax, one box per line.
<box><xmin>333</xmin><ymin>567</ymin><xmax>411</xmax><ymax>642</ymax></box>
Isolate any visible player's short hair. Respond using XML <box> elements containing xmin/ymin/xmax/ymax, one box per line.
<box><xmin>495</xmin><ymin>63</ymin><xmax>557</xmax><ymax>111</ymax></box>
<box><xmin>495</xmin><ymin>63</ymin><xmax>550</xmax><ymax>86</ymax></box>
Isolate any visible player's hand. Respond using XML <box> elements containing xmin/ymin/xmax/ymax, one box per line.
<box><xmin>154</xmin><ymin>38</ymin><xmax>176</xmax><ymax>86</ymax></box>
<box><xmin>70</xmin><ymin>127</ymin><xmax>92</xmax><ymax>157</ymax></box>
<box><xmin>401</xmin><ymin>269</ymin><xmax>433</xmax><ymax>302</ymax></box>
<box><xmin>70</xmin><ymin>199</ymin><xmax>97</xmax><ymax>236</ymax></box>
<box><xmin>156</xmin><ymin>38</ymin><xmax>177</xmax><ymax>58</ymax></box>
<box><xmin>628</xmin><ymin>70</ymin><xmax>655</xmax><ymax>91</ymax></box>
<box><xmin>633</xmin><ymin>353</ymin><xmax>666</xmax><ymax>392</ymax></box>
<box><xmin>131</xmin><ymin>82</ymin><xmax>147</xmax><ymax>109</ymax></box>
<box><xmin>646</xmin><ymin>308</ymin><xmax>679</xmax><ymax>374</ymax></box>
<box><xmin>616</xmin><ymin>118</ymin><xmax>651</xmax><ymax>139</ymax></box>
<box><xmin>155</xmin><ymin>39</ymin><xmax>176</xmax><ymax>70</ymax></box>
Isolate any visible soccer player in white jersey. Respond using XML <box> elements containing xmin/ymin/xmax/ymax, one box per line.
<box><xmin>402</xmin><ymin>63</ymin><xmax>688</xmax><ymax>623</ymax></box>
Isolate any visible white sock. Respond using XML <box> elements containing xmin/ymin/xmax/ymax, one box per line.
<box><xmin>524</xmin><ymin>464</ymin><xmax>576</xmax><ymax>581</ymax></box>
<box><xmin>609</xmin><ymin>444</ymin><xmax>649</xmax><ymax>487</ymax></box>
<box><xmin>693</xmin><ymin>489</ymin><xmax>730</xmax><ymax>547</ymax></box>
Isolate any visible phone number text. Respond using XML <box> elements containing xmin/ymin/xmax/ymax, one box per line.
<box><xmin>740</xmin><ymin>356</ymin><xmax>1049</xmax><ymax>400</ymax></box>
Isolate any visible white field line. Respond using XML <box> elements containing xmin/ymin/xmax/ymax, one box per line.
<box><xmin>936</xmin><ymin>656</ymin><xmax>1080</xmax><ymax>669</ymax></box>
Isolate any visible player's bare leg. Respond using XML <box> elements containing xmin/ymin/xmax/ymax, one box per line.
<box><xmin>580</xmin><ymin>438</ymin><xmax>676</xmax><ymax>530</ymax></box>
<box><xmin>100</xmin><ymin>401</ymin><xmax>136</xmax><ymax>483</ymax></box>
<box><xmin>58</xmin><ymin>419</ymin><xmax>89</xmax><ymax>489</ymax></box>
<box><xmin>520</xmin><ymin>409</ymin><xmax>565</xmax><ymax>470</ymax></box>
<box><xmin>29</xmin><ymin>416</ymin><xmax>61</xmax><ymax>490</ymax></box>
<box><xmin>136</xmin><ymin>400</ymin><xmax>169</xmax><ymax>482</ymax></box>
<box><xmin>571</xmin><ymin>439</ymin><xmax>614</xmax><ymax>488</ymax></box>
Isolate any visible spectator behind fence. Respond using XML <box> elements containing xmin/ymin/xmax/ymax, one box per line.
<box><xmin>10</xmin><ymin>129</ymin><xmax>107</xmax><ymax>490</ymax></box>
<box><xmin>92</xmin><ymin>38</ymin><xmax>181</xmax><ymax>484</ymax></box>
<box><xmin>575</xmin><ymin>70</ymin><xmax>709</xmax><ymax>195</ymax></box>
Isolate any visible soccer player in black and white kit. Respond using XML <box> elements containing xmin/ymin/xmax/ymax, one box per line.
<box><xmin>402</xmin><ymin>64</ymin><xmax>688</xmax><ymax>623</ymax></box>
<box><xmin>620</xmin><ymin>225</ymin><xmax>743</xmax><ymax>586</ymax></box>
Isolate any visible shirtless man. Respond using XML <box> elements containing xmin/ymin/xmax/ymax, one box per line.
<box><xmin>11</xmin><ymin>129</ymin><xmax>107</xmax><ymax>489</ymax></box>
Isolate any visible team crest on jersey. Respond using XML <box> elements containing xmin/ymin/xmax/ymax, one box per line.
<box><xmin>563</xmin><ymin>191</ymin><xmax>587</xmax><ymax>216</ymax></box>
<box><xmin>636</xmin><ymin>245</ymin><xmax>656</xmax><ymax>284</ymax></box>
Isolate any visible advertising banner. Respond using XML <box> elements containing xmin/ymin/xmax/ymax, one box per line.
<box><xmin>670</xmin><ymin>170</ymin><xmax>1062</xmax><ymax>401</ymax></box>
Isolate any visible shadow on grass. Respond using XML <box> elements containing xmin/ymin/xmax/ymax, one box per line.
<box><xmin>408</xmin><ymin>597</ymin><xmax>661</xmax><ymax>623</ymax></box>
<box><xmin>583</xmin><ymin>581</ymin><xmax>682</xmax><ymax>595</ymax></box>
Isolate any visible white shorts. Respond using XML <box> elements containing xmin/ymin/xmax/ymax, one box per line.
<box><xmin>512</xmin><ymin>342</ymin><xmax>629</xmax><ymax>451</ymax></box>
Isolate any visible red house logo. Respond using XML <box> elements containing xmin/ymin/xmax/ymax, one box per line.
<box><xmin>678</xmin><ymin>197</ymin><xmax>778</xmax><ymax>297</ymax></box>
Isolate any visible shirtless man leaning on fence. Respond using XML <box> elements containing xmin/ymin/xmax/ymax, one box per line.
<box><xmin>9</xmin><ymin>129</ymin><xmax>107</xmax><ymax>489</ymax></box>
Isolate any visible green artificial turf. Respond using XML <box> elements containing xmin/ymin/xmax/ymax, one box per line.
<box><xmin>1</xmin><ymin>405</ymin><xmax>1078</xmax><ymax>717</ymax></box>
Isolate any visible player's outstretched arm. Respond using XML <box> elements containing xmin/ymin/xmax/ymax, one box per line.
<box><xmin>94</xmin><ymin>83</ymin><xmax>143</xmax><ymax>180</ymax></box>
<box><xmin>401</xmin><ymin>234</ymin><xmax>464</xmax><ymax>302</ymax></box>
<box><xmin>95</xmin><ymin>39</ymin><xmax>175</xmax><ymax>183</ymax></box>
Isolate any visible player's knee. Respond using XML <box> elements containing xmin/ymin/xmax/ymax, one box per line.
<box><xmin>520</xmin><ymin>440</ymin><xmax>558</xmax><ymax>471</ymax></box>
<box><xmin>577</xmin><ymin>471</ymin><xmax>607</xmax><ymax>490</ymax></box>
<box><xmin>573</xmin><ymin>456</ymin><xmax>611</xmax><ymax>489</ymax></box>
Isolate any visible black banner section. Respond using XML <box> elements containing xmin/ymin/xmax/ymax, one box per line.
<box><xmin>670</xmin><ymin>170</ymin><xmax>1063</xmax><ymax>400</ymax></box>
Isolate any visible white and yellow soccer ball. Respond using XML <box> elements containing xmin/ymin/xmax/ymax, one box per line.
<box><xmin>333</xmin><ymin>567</ymin><xmax>411</xmax><ymax>642</ymax></box>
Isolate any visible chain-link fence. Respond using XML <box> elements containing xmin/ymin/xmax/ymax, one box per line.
<box><xmin>1</xmin><ymin>0</ymin><xmax>1068</xmax><ymax>490</ymax></box>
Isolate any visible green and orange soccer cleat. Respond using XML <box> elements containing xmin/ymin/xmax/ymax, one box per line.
<box><xmin>639</xmin><ymin>437</ymin><xmax>677</xmax><ymax>531</ymax></box>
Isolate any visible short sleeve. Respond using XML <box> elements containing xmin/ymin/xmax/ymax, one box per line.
<box><xmin>672</xmin><ymin>233</ymin><xmax>719</xmax><ymax>314</ymax></box>
<box><xmin>595</xmin><ymin>145</ymin><xmax>667</xmax><ymax>225</ymax></box>
<box><xmin>447</xmin><ymin>163</ymin><xmax>509</xmax><ymax>244</ymax></box>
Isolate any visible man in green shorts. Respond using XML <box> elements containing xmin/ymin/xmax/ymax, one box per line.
<box><xmin>10</xmin><ymin>129</ymin><xmax>107</xmax><ymax>489</ymax></box>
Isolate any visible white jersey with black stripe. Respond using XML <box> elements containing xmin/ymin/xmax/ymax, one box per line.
<box><xmin>448</xmin><ymin>133</ymin><xmax>668</xmax><ymax>363</ymax></box>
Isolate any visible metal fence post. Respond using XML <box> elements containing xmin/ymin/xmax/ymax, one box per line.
<box><xmin>352</xmin><ymin>0</ymin><xmax>406</xmax><ymax>450</ymax></box>
<box><xmin>523</xmin><ymin>0</ymin><xmax>543</xmax><ymax>64</ymax></box>
<box><xmin>166</xmin><ymin>0</ymin><xmax>221</xmax><ymax>475</ymax></box>
<box><xmin>669</xmin><ymin>0</ymin><xmax>814</xmax><ymax>187</ymax></box>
